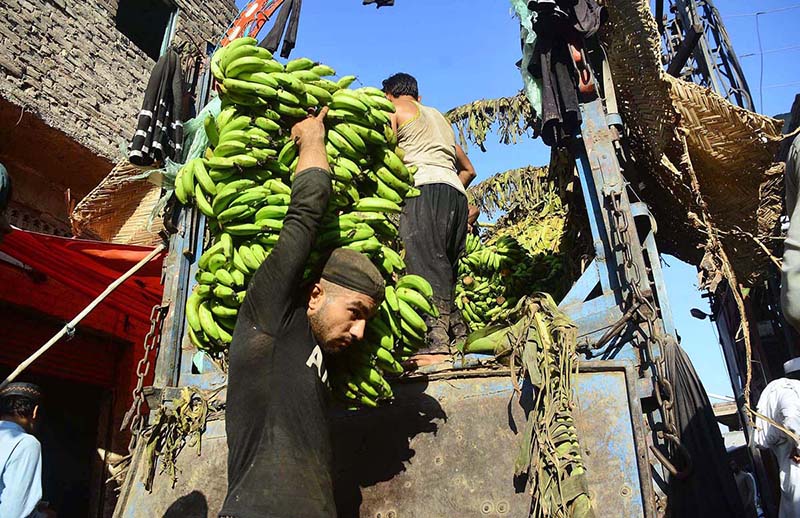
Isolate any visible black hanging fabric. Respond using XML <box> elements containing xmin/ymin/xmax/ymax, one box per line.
<box><xmin>526</xmin><ymin>0</ymin><xmax>606</xmax><ymax>146</ymax></box>
<box><xmin>0</xmin><ymin>163</ymin><xmax>10</xmax><ymax>212</ymax></box>
<box><xmin>259</xmin><ymin>0</ymin><xmax>303</xmax><ymax>59</ymax></box>
<box><xmin>661</xmin><ymin>338</ymin><xmax>748</xmax><ymax>518</ymax></box>
<box><xmin>128</xmin><ymin>48</ymin><xmax>184</xmax><ymax>166</ymax></box>
<box><xmin>362</xmin><ymin>0</ymin><xmax>395</xmax><ymax>7</ymax></box>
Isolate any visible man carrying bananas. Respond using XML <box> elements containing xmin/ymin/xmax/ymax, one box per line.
<box><xmin>382</xmin><ymin>73</ymin><xmax>477</xmax><ymax>363</ymax></box>
<box><xmin>220</xmin><ymin>107</ymin><xmax>385</xmax><ymax>518</ymax></box>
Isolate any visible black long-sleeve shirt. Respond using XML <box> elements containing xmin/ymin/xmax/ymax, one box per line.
<box><xmin>220</xmin><ymin>167</ymin><xmax>334</xmax><ymax>518</ymax></box>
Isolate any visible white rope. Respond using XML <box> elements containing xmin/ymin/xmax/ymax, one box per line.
<box><xmin>0</xmin><ymin>243</ymin><xmax>166</xmax><ymax>390</ymax></box>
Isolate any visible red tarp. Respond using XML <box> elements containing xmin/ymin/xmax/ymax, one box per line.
<box><xmin>0</xmin><ymin>229</ymin><xmax>165</xmax><ymax>334</ymax></box>
<box><xmin>0</xmin><ymin>228</ymin><xmax>166</xmax><ymax>392</ymax></box>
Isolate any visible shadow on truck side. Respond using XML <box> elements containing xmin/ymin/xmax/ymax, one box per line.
<box><xmin>333</xmin><ymin>379</ymin><xmax>446</xmax><ymax>516</ymax></box>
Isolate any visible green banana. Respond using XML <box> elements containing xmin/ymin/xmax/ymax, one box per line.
<box><xmin>204</xmin><ymin>115</ymin><xmax>220</xmax><ymax>148</ymax></box>
<box><xmin>212</xmin><ymin>179</ymin><xmax>257</xmax><ymax>215</ymax></box>
<box><xmin>286</xmin><ymin>57</ymin><xmax>316</xmax><ymax>72</ymax></box>
<box><xmin>327</xmin><ymin>128</ymin><xmax>359</xmax><ymax>157</ymax></box>
<box><xmin>218</xmin><ymin>204</ymin><xmax>255</xmax><ymax>223</ymax></box>
<box><xmin>331</xmin><ymin>124</ymin><xmax>367</xmax><ymax>154</ymax></box>
<box><xmin>360</xmin><ymin>91</ymin><xmax>396</xmax><ymax>113</ymax></box>
<box><xmin>381</xmin><ymin>246</ymin><xmax>405</xmax><ymax>271</ymax></box>
<box><xmin>337</xmin><ymin>75</ymin><xmax>357</xmax><ymax>88</ymax></box>
<box><xmin>255</xmin><ymin>205</ymin><xmax>289</xmax><ymax>220</ymax></box>
<box><xmin>291</xmin><ymin>70</ymin><xmax>322</xmax><ymax>82</ymax></box>
<box><xmin>396</xmin><ymin>287</ymin><xmax>437</xmax><ymax>317</ymax></box>
<box><xmin>397</xmin><ymin>274</ymin><xmax>434</xmax><ymax>299</ymax></box>
<box><xmin>374</xmin><ymin>176</ymin><xmax>403</xmax><ymax>204</ymax></box>
<box><xmin>347</xmin><ymin>123</ymin><xmax>386</xmax><ymax>146</ymax></box>
<box><xmin>214</xmin><ymin>268</ymin><xmax>236</xmax><ymax>288</ymax></box>
<box><xmin>211</xmin><ymin>301</ymin><xmax>239</xmax><ymax>319</ymax></box>
<box><xmin>239</xmin><ymin>245</ymin><xmax>262</xmax><ymax>271</ymax></box>
<box><xmin>236</xmin><ymin>71</ymin><xmax>280</xmax><ymax>89</ymax></box>
<box><xmin>196</xmin><ymin>271</ymin><xmax>216</xmax><ymax>285</ymax></box>
<box><xmin>353</xmin><ymin>197</ymin><xmax>402</xmax><ymax>214</ymax></box>
<box><xmin>223</xmin><ymin>77</ymin><xmax>278</xmax><ymax>99</ymax></box>
<box><xmin>270</xmin><ymin>72</ymin><xmax>306</xmax><ymax>93</ymax></box>
<box><xmin>254</xmin><ymin>116</ymin><xmax>282</xmax><ymax>133</ymax></box>
<box><xmin>186</xmin><ymin>291</ymin><xmax>205</xmax><ymax>333</ymax></box>
<box><xmin>195</xmin><ymin>184</ymin><xmax>215</xmax><ymax>217</ymax></box>
<box><xmin>384</xmin><ymin>285</ymin><xmax>400</xmax><ymax>313</ymax></box>
<box><xmin>208</xmin><ymin>168</ymin><xmax>236</xmax><ymax>183</ymax></box>
<box><xmin>380</xmin><ymin>148</ymin><xmax>410</xmax><ymax>181</ymax></box>
<box><xmin>374</xmin><ymin>166</ymin><xmax>410</xmax><ymax>194</ymax></box>
<box><xmin>225</xmin><ymin>56</ymin><xmax>268</xmax><ymax>78</ymax></box>
<box><xmin>397</xmin><ymin>298</ymin><xmax>427</xmax><ymax>335</ymax></box>
<box><xmin>343</xmin><ymin>237</ymin><xmax>382</xmax><ymax>254</ymax></box>
<box><xmin>329</xmin><ymin>92</ymin><xmax>368</xmax><ymax>114</ymax></box>
<box><xmin>198</xmin><ymin>301</ymin><xmax>221</xmax><ymax>341</ymax></box>
<box><xmin>276</xmin><ymin>103</ymin><xmax>309</xmax><ymax>118</ymax></box>
<box><xmin>303</xmin><ymin>82</ymin><xmax>333</xmax><ymax>104</ymax></box>
<box><xmin>310</xmin><ymin>64</ymin><xmax>336</xmax><ymax>77</ymax></box>
<box><xmin>312</xmin><ymin>78</ymin><xmax>340</xmax><ymax>93</ymax></box>
<box><xmin>277</xmin><ymin>140</ymin><xmax>298</xmax><ymax>166</ymax></box>
<box><xmin>192</xmin><ymin>158</ymin><xmax>216</xmax><ymax>195</ymax></box>
<box><xmin>213</xmin><ymin>140</ymin><xmax>247</xmax><ymax>158</ymax></box>
<box><xmin>264</xmin><ymin>178</ymin><xmax>292</xmax><ymax>195</ymax></box>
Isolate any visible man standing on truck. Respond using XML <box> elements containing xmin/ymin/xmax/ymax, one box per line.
<box><xmin>782</xmin><ymin>133</ymin><xmax>800</xmax><ymax>333</ymax></box>
<box><xmin>382</xmin><ymin>73</ymin><xmax>477</xmax><ymax>363</ymax></box>
<box><xmin>219</xmin><ymin>107</ymin><xmax>386</xmax><ymax>518</ymax></box>
<box><xmin>0</xmin><ymin>382</ymin><xmax>44</xmax><ymax>518</ymax></box>
<box><xmin>754</xmin><ymin>357</ymin><xmax>800</xmax><ymax>517</ymax></box>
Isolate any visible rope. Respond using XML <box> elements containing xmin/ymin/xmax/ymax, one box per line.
<box><xmin>0</xmin><ymin>243</ymin><xmax>166</xmax><ymax>390</ymax></box>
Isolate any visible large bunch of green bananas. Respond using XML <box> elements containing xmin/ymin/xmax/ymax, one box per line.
<box><xmin>176</xmin><ymin>37</ymin><xmax>438</xmax><ymax>407</ymax></box>
<box><xmin>455</xmin><ymin>234</ymin><xmax>539</xmax><ymax>331</ymax></box>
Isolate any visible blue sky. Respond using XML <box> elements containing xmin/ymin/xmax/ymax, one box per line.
<box><xmin>233</xmin><ymin>0</ymin><xmax>799</xmax><ymax>397</ymax></box>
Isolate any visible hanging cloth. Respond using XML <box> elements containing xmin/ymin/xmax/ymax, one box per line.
<box><xmin>259</xmin><ymin>0</ymin><xmax>303</xmax><ymax>59</ymax></box>
<box><xmin>525</xmin><ymin>0</ymin><xmax>606</xmax><ymax>146</ymax></box>
<box><xmin>128</xmin><ymin>49</ymin><xmax>185</xmax><ymax>166</ymax></box>
<box><xmin>661</xmin><ymin>337</ymin><xmax>748</xmax><ymax>518</ymax></box>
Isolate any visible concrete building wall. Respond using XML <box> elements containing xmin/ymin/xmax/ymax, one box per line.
<box><xmin>0</xmin><ymin>0</ymin><xmax>237</xmax><ymax>232</ymax></box>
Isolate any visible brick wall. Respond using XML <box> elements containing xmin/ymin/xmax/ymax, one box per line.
<box><xmin>0</xmin><ymin>0</ymin><xmax>238</xmax><ymax>160</ymax></box>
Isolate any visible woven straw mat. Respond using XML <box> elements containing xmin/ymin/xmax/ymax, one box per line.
<box><xmin>600</xmin><ymin>0</ymin><xmax>787</xmax><ymax>285</ymax></box>
<box><xmin>70</xmin><ymin>160</ymin><xmax>164</xmax><ymax>247</ymax></box>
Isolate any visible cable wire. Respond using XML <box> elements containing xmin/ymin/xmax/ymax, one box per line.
<box><xmin>726</xmin><ymin>3</ymin><xmax>800</xmax><ymax>18</ymax></box>
<box><xmin>756</xmin><ymin>12</ymin><xmax>764</xmax><ymax>112</ymax></box>
<box><xmin>739</xmin><ymin>44</ymin><xmax>800</xmax><ymax>58</ymax></box>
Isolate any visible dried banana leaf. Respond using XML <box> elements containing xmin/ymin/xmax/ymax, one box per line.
<box><xmin>490</xmin><ymin>294</ymin><xmax>595</xmax><ymax>518</ymax></box>
<box><xmin>142</xmin><ymin>386</ymin><xmax>221</xmax><ymax>490</ymax></box>
<box><xmin>467</xmin><ymin>156</ymin><xmax>592</xmax><ymax>300</ymax></box>
<box><xmin>445</xmin><ymin>92</ymin><xmax>537</xmax><ymax>151</ymax></box>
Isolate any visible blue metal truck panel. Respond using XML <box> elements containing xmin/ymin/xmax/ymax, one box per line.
<box><xmin>115</xmin><ymin>361</ymin><xmax>652</xmax><ymax>517</ymax></box>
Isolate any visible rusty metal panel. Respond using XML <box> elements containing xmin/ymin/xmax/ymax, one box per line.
<box><xmin>115</xmin><ymin>420</ymin><xmax>229</xmax><ymax>518</ymax></box>
<box><xmin>332</xmin><ymin>364</ymin><xmax>650</xmax><ymax>517</ymax></box>
<box><xmin>116</xmin><ymin>363</ymin><xmax>653</xmax><ymax>517</ymax></box>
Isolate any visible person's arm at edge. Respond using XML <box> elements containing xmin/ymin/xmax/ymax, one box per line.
<box><xmin>0</xmin><ymin>437</ymin><xmax>42</xmax><ymax>518</ymax></box>
<box><xmin>456</xmin><ymin>144</ymin><xmax>477</xmax><ymax>188</ymax></box>
<box><xmin>239</xmin><ymin>108</ymin><xmax>332</xmax><ymax>333</ymax></box>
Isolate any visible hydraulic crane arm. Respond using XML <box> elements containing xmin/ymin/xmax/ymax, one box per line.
<box><xmin>220</xmin><ymin>0</ymin><xmax>288</xmax><ymax>47</ymax></box>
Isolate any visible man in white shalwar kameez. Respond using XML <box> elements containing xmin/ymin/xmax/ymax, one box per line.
<box><xmin>754</xmin><ymin>357</ymin><xmax>800</xmax><ymax>517</ymax></box>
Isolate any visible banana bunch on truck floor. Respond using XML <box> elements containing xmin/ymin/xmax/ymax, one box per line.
<box><xmin>455</xmin><ymin>234</ymin><xmax>540</xmax><ymax>332</ymax></box>
<box><xmin>174</xmin><ymin>38</ymin><xmax>438</xmax><ymax>407</ymax></box>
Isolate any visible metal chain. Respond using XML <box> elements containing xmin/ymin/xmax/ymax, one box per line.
<box><xmin>121</xmin><ymin>304</ymin><xmax>166</xmax><ymax>454</ymax></box>
<box><xmin>608</xmin><ymin>191</ymin><xmax>691</xmax><ymax>478</ymax></box>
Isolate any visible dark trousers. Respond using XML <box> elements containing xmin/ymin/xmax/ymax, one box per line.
<box><xmin>399</xmin><ymin>183</ymin><xmax>468</xmax><ymax>350</ymax></box>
